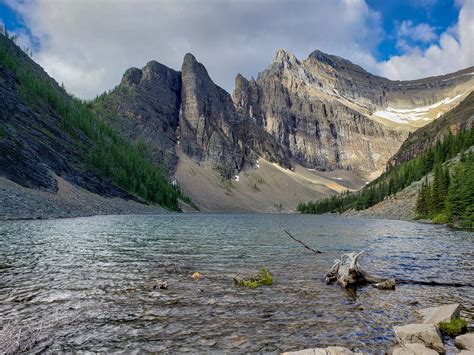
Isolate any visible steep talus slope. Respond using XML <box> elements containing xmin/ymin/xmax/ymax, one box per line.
<box><xmin>93</xmin><ymin>61</ymin><xmax>181</xmax><ymax>175</ymax></box>
<box><xmin>389</xmin><ymin>92</ymin><xmax>474</xmax><ymax>166</ymax></box>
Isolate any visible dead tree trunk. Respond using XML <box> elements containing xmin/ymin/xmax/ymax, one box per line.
<box><xmin>325</xmin><ymin>251</ymin><xmax>395</xmax><ymax>289</ymax></box>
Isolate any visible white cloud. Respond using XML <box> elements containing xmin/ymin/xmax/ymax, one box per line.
<box><xmin>3</xmin><ymin>0</ymin><xmax>474</xmax><ymax>97</ymax></box>
<box><xmin>397</xmin><ymin>20</ymin><xmax>437</xmax><ymax>43</ymax></box>
<box><xmin>376</xmin><ymin>0</ymin><xmax>474</xmax><ymax>80</ymax></box>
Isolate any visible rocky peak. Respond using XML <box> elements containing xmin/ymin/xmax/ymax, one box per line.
<box><xmin>121</xmin><ymin>67</ymin><xmax>142</xmax><ymax>86</ymax></box>
<box><xmin>307</xmin><ymin>50</ymin><xmax>368</xmax><ymax>75</ymax></box>
<box><xmin>268</xmin><ymin>49</ymin><xmax>303</xmax><ymax>75</ymax></box>
<box><xmin>232</xmin><ymin>73</ymin><xmax>260</xmax><ymax>122</ymax></box>
<box><xmin>272</xmin><ymin>49</ymin><xmax>300</xmax><ymax>65</ymax></box>
<box><xmin>179</xmin><ymin>53</ymin><xmax>245</xmax><ymax>176</ymax></box>
<box><xmin>181</xmin><ymin>52</ymin><xmax>209</xmax><ymax>81</ymax></box>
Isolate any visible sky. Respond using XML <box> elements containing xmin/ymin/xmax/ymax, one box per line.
<box><xmin>1</xmin><ymin>0</ymin><xmax>473</xmax><ymax>99</ymax></box>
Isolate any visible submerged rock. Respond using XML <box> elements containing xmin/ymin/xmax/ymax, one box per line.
<box><xmin>152</xmin><ymin>280</ymin><xmax>168</xmax><ymax>290</ymax></box>
<box><xmin>393</xmin><ymin>323</ymin><xmax>444</xmax><ymax>354</ymax></box>
<box><xmin>192</xmin><ymin>272</ymin><xmax>202</xmax><ymax>281</ymax></box>
<box><xmin>372</xmin><ymin>278</ymin><xmax>396</xmax><ymax>290</ymax></box>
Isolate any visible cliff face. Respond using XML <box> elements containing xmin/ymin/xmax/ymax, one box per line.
<box><xmin>233</xmin><ymin>50</ymin><xmax>406</xmax><ymax>173</ymax></box>
<box><xmin>179</xmin><ymin>53</ymin><xmax>245</xmax><ymax>177</ymax></box>
<box><xmin>232</xmin><ymin>49</ymin><xmax>474</xmax><ymax>174</ymax></box>
<box><xmin>179</xmin><ymin>53</ymin><xmax>290</xmax><ymax>177</ymax></box>
<box><xmin>303</xmin><ymin>50</ymin><xmax>474</xmax><ymax>109</ymax></box>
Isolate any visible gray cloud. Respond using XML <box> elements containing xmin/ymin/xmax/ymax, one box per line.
<box><xmin>5</xmin><ymin>0</ymin><xmax>473</xmax><ymax>99</ymax></box>
<box><xmin>4</xmin><ymin>0</ymin><xmax>381</xmax><ymax>98</ymax></box>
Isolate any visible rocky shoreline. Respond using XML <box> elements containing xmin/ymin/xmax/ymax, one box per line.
<box><xmin>283</xmin><ymin>303</ymin><xmax>473</xmax><ymax>354</ymax></box>
<box><xmin>0</xmin><ymin>176</ymin><xmax>164</xmax><ymax>221</ymax></box>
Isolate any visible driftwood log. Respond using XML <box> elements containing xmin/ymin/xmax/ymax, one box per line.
<box><xmin>325</xmin><ymin>251</ymin><xmax>396</xmax><ymax>289</ymax></box>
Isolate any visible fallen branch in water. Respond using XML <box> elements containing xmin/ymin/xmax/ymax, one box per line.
<box><xmin>395</xmin><ymin>279</ymin><xmax>474</xmax><ymax>288</ymax></box>
<box><xmin>282</xmin><ymin>228</ymin><xmax>322</xmax><ymax>254</ymax></box>
<box><xmin>325</xmin><ymin>251</ymin><xmax>474</xmax><ymax>289</ymax></box>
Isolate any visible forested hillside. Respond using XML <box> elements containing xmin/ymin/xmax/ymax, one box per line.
<box><xmin>298</xmin><ymin>126</ymin><xmax>474</xmax><ymax>229</ymax></box>
<box><xmin>416</xmin><ymin>150</ymin><xmax>474</xmax><ymax>229</ymax></box>
<box><xmin>0</xmin><ymin>32</ymin><xmax>183</xmax><ymax>211</ymax></box>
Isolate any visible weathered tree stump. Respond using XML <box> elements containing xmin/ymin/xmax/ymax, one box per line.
<box><xmin>325</xmin><ymin>251</ymin><xmax>395</xmax><ymax>289</ymax></box>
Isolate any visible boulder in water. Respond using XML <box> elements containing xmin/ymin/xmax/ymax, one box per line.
<box><xmin>418</xmin><ymin>303</ymin><xmax>461</xmax><ymax>326</ymax></box>
<box><xmin>393</xmin><ymin>323</ymin><xmax>444</xmax><ymax>354</ymax></box>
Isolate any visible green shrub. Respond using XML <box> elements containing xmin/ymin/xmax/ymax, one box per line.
<box><xmin>432</xmin><ymin>213</ymin><xmax>449</xmax><ymax>224</ymax></box>
<box><xmin>439</xmin><ymin>318</ymin><xmax>467</xmax><ymax>337</ymax></box>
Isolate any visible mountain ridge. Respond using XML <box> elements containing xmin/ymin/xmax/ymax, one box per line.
<box><xmin>1</xmin><ymin>30</ymin><xmax>473</xmax><ymax>216</ymax></box>
<box><xmin>91</xmin><ymin>47</ymin><xmax>473</xmax><ymax>211</ymax></box>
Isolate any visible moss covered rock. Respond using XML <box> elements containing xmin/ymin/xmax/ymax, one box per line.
<box><xmin>234</xmin><ymin>268</ymin><xmax>273</xmax><ymax>288</ymax></box>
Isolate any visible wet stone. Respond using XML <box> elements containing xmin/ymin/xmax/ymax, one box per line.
<box><xmin>392</xmin><ymin>343</ymin><xmax>438</xmax><ymax>355</ymax></box>
<box><xmin>456</xmin><ymin>333</ymin><xmax>474</xmax><ymax>351</ymax></box>
<box><xmin>418</xmin><ymin>303</ymin><xmax>461</xmax><ymax>326</ymax></box>
<box><xmin>393</xmin><ymin>323</ymin><xmax>444</xmax><ymax>353</ymax></box>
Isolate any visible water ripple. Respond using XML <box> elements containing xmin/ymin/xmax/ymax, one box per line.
<box><xmin>0</xmin><ymin>214</ymin><xmax>472</xmax><ymax>353</ymax></box>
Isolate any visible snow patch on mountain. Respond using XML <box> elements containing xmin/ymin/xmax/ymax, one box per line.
<box><xmin>373</xmin><ymin>93</ymin><xmax>465</xmax><ymax>124</ymax></box>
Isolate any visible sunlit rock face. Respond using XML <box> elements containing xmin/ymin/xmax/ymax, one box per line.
<box><xmin>232</xmin><ymin>49</ymin><xmax>474</xmax><ymax>174</ymax></box>
<box><xmin>179</xmin><ymin>53</ymin><xmax>290</xmax><ymax>177</ymax></box>
<box><xmin>179</xmin><ymin>53</ymin><xmax>246</xmax><ymax>177</ymax></box>
<box><xmin>98</xmin><ymin>48</ymin><xmax>473</xmax><ymax>179</ymax></box>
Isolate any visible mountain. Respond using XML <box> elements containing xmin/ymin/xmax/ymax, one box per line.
<box><xmin>233</xmin><ymin>50</ymin><xmax>405</xmax><ymax>174</ymax></box>
<box><xmin>232</xmin><ymin>49</ymin><xmax>474</xmax><ymax>173</ymax></box>
<box><xmin>93</xmin><ymin>60</ymin><xmax>182</xmax><ymax>175</ymax></box>
<box><xmin>93</xmin><ymin>48</ymin><xmax>473</xmax><ymax>212</ymax></box>
<box><xmin>2</xmin><ymin>28</ymin><xmax>473</xmax><ymax>216</ymax></box>
<box><xmin>0</xmin><ymin>33</ymin><xmax>182</xmax><ymax>219</ymax></box>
